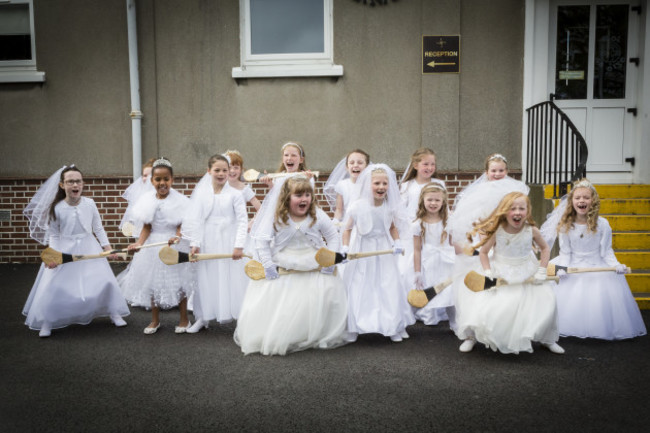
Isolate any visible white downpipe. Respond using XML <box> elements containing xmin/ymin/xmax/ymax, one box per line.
<box><xmin>127</xmin><ymin>0</ymin><xmax>142</xmax><ymax>180</ymax></box>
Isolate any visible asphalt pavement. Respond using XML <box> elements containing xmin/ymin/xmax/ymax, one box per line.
<box><xmin>1</xmin><ymin>263</ymin><xmax>649</xmax><ymax>433</ymax></box>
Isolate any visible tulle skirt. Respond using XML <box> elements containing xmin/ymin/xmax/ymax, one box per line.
<box><xmin>413</xmin><ymin>246</ymin><xmax>456</xmax><ymax>326</ymax></box>
<box><xmin>23</xmin><ymin>234</ymin><xmax>129</xmax><ymax>331</ymax></box>
<box><xmin>118</xmin><ymin>231</ymin><xmax>190</xmax><ymax>309</ymax></box>
<box><xmin>344</xmin><ymin>235</ymin><xmax>415</xmax><ymax>337</ymax></box>
<box><xmin>234</xmin><ymin>246</ymin><xmax>350</xmax><ymax>356</ymax></box>
<box><xmin>454</xmin><ymin>255</ymin><xmax>559</xmax><ymax>354</ymax></box>
<box><xmin>191</xmin><ymin>221</ymin><xmax>249</xmax><ymax>323</ymax></box>
<box><xmin>553</xmin><ymin>269</ymin><xmax>646</xmax><ymax>340</ymax></box>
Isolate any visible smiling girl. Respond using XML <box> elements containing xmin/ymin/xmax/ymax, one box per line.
<box><xmin>454</xmin><ymin>191</ymin><xmax>563</xmax><ymax>355</ymax></box>
<box><xmin>234</xmin><ymin>176</ymin><xmax>349</xmax><ymax>355</ymax></box>
<box><xmin>260</xmin><ymin>142</ymin><xmax>315</xmax><ymax>188</ymax></box>
<box><xmin>23</xmin><ymin>165</ymin><xmax>129</xmax><ymax>337</ymax></box>
<box><xmin>341</xmin><ymin>164</ymin><xmax>414</xmax><ymax>343</ymax></box>
<box><xmin>548</xmin><ymin>179</ymin><xmax>646</xmax><ymax>340</ymax></box>
<box><xmin>182</xmin><ymin>154</ymin><xmax>248</xmax><ymax>333</ymax></box>
<box><xmin>117</xmin><ymin>157</ymin><xmax>191</xmax><ymax>335</ymax></box>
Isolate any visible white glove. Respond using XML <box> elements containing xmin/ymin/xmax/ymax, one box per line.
<box><xmin>321</xmin><ymin>266</ymin><xmax>335</xmax><ymax>275</ymax></box>
<box><xmin>533</xmin><ymin>266</ymin><xmax>547</xmax><ymax>284</ymax></box>
<box><xmin>615</xmin><ymin>264</ymin><xmax>628</xmax><ymax>274</ymax></box>
<box><xmin>556</xmin><ymin>269</ymin><xmax>568</xmax><ymax>280</ymax></box>
<box><xmin>414</xmin><ymin>272</ymin><xmax>425</xmax><ymax>290</ymax></box>
<box><xmin>392</xmin><ymin>240</ymin><xmax>404</xmax><ymax>256</ymax></box>
<box><xmin>264</xmin><ymin>266</ymin><xmax>279</xmax><ymax>280</ymax></box>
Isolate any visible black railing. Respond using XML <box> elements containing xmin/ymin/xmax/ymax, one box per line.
<box><xmin>526</xmin><ymin>101</ymin><xmax>588</xmax><ymax>198</ymax></box>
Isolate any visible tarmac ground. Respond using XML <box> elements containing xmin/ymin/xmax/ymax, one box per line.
<box><xmin>1</xmin><ymin>263</ymin><xmax>649</xmax><ymax>433</ymax></box>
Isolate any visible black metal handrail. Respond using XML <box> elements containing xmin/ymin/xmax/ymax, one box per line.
<box><xmin>525</xmin><ymin>101</ymin><xmax>588</xmax><ymax>198</ymax></box>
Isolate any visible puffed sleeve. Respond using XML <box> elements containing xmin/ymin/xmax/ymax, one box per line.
<box><xmin>412</xmin><ymin>220</ymin><xmax>422</xmax><ymax>237</ymax></box>
<box><xmin>90</xmin><ymin>199</ymin><xmax>110</xmax><ymax>247</ymax></box>
<box><xmin>598</xmin><ymin>218</ymin><xmax>620</xmax><ymax>267</ymax></box>
<box><xmin>317</xmin><ymin>208</ymin><xmax>340</xmax><ymax>251</ymax></box>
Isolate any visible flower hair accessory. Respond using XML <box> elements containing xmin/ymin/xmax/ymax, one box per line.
<box><xmin>282</xmin><ymin>142</ymin><xmax>304</xmax><ymax>157</ymax></box>
<box><xmin>153</xmin><ymin>157</ymin><xmax>172</xmax><ymax>168</ymax></box>
<box><xmin>488</xmin><ymin>153</ymin><xmax>507</xmax><ymax>163</ymax></box>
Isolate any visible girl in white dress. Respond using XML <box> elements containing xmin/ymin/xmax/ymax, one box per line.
<box><xmin>119</xmin><ymin>157</ymin><xmax>155</xmax><ymax>238</ymax></box>
<box><xmin>454</xmin><ymin>192</ymin><xmax>564</xmax><ymax>355</ymax></box>
<box><xmin>399</xmin><ymin>148</ymin><xmax>446</xmax><ymax>221</ymax></box>
<box><xmin>409</xmin><ymin>183</ymin><xmax>456</xmax><ymax>326</ymax></box>
<box><xmin>224</xmin><ymin>149</ymin><xmax>262</xmax><ymax>213</ymax></box>
<box><xmin>118</xmin><ymin>158</ymin><xmax>191</xmax><ymax>335</ymax></box>
<box><xmin>183</xmin><ymin>154</ymin><xmax>249</xmax><ymax>333</ymax></box>
<box><xmin>545</xmin><ymin>179</ymin><xmax>646</xmax><ymax>340</ymax></box>
<box><xmin>342</xmin><ymin>164</ymin><xmax>415</xmax><ymax>342</ymax></box>
<box><xmin>323</xmin><ymin>149</ymin><xmax>370</xmax><ymax>227</ymax></box>
<box><xmin>260</xmin><ymin>142</ymin><xmax>316</xmax><ymax>188</ymax></box>
<box><xmin>23</xmin><ymin>166</ymin><xmax>129</xmax><ymax>337</ymax></box>
<box><xmin>447</xmin><ymin>153</ymin><xmax>529</xmax><ymax>253</ymax></box>
<box><xmin>234</xmin><ymin>176</ymin><xmax>349</xmax><ymax>355</ymax></box>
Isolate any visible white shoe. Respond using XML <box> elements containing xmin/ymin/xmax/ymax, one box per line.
<box><xmin>39</xmin><ymin>323</ymin><xmax>51</xmax><ymax>338</ymax></box>
<box><xmin>144</xmin><ymin>323</ymin><xmax>160</xmax><ymax>335</ymax></box>
<box><xmin>459</xmin><ymin>339</ymin><xmax>476</xmax><ymax>352</ymax></box>
<box><xmin>111</xmin><ymin>315</ymin><xmax>127</xmax><ymax>327</ymax></box>
<box><xmin>544</xmin><ymin>342</ymin><xmax>565</xmax><ymax>354</ymax></box>
<box><xmin>400</xmin><ymin>329</ymin><xmax>410</xmax><ymax>339</ymax></box>
<box><xmin>390</xmin><ymin>334</ymin><xmax>403</xmax><ymax>343</ymax></box>
<box><xmin>186</xmin><ymin>319</ymin><xmax>207</xmax><ymax>334</ymax></box>
<box><xmin>345</xmin><ymin>333</ymin><xmax>358</xmax><ymax>343</ymax></box>
<box><xmin>174</xmin><ymin>321</ymin><xmax>192</xmax><ymax>334</ymax></box>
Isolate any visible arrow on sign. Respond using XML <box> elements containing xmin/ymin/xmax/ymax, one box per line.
<box><xmin>427</xmin><ymin>61</ymin><xmax>456</xmax><ymax>68</ymax></box>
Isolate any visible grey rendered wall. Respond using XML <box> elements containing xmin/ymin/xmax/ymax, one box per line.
<box><xmin>0</xmin><ymin>0</ymin><xmax>525</xmax><ymax>177</ymax></box>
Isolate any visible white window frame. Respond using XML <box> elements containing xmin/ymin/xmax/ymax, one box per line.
<box><xmin>232</xmin><ymin>0</ymin><xmax>343</xmax><ymax>78</ymax></box>
<box><xmin>0</xmin><ymin>0</ymin><xmax>44</xmax><ymax>83</ymax></box>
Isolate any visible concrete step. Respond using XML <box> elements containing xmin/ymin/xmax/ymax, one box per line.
<box><xmin>634</xmin><ymin>294</ymin><xmax>650</xmax><ymax>310</ymax></box>
<box><xmin>544</xmin><ymin>184</ymin><xmax>650</xmax><ymax>199</ymax></box>
<box><xmin>600</xmin><ymin>198</ymin><xmax>650</xmax><ymax>215</ymax></box>
<box><xmin>615</xmin><ymin>252</ymin><xmax>650</xmax><ymax>270</ymax></box>
<box><xmin>613</xmin><ymin>233</ymin><xmax>650</xmax><ymax>250</ymax></box>
<box><xmin>627</xmin><ymin>274</ymin><xmax>650</xmax><ymax>293</ymax></box>
<box><xmin>604</xmin><ymin>215</ymin><xmax>650</xmax><ymax>232</ymax></box>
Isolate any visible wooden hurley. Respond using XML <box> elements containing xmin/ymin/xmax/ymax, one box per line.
<box><xmin>314</xmin><ymin>247</ymin><xmax>398</xmax><ymax>268</ymax></box>
<box><xmin>159</xmin><ymin>246</ymin><xmax>252</xmax><ymax>265</ymax></box>
<box><xmin>40</xmin><ymin>247</ymin><xmax>128</xmax><ymax>266</ymax></box>
<box><xmin>242</xmin><ymin>169</ymin><xmax>320</xmax><ymax>183</ymax></box>
<box><xmin>244</xmin><ymin>260</ymin><xmax>323</xmax><ymax>280</ymax></box>
<box><xmin>40</xmin><ymin>241</ymin><xmax>170</xmax><ymax>266</ymax></box>
<box><xmin>463</xmin><ymin>270</ymin><xmax>559</xmax><ymax>293</ymax></box>
<box><xmin>121</xmin><ymin>222</ymin><xmax>136</xmax><ymax>237</ymax></box>
<box><xmin>546</xmin><ymin>263</ymin><xmax>631</xmax><ymax>276</ymax></box>
<box><xmin>407</xmin><ymin>278</ymin><xmax>453</xmax><ymax>308</ymax></box>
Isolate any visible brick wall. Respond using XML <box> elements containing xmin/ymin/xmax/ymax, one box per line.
<box><xmin>0</xmin><ymin>171</ymin><xmax>499</xmax><ymax>263</ymax></box>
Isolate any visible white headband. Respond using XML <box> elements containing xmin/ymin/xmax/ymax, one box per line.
<box><xmin>488</xmin><ymin>154</ymin><xmax>507</xmax><ymax>163</ymax></box>
<box><xmin>282</xmin><ymin>142</ymin><xmax>304</xmax><ymax>157</ymax></box>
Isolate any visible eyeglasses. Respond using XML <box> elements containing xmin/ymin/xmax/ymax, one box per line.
<box><xmin>64</xmin><ymin>180</ymin><xmax>83</xmax><ymax>185</ymax></box>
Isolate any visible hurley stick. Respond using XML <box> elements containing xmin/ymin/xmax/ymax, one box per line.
<box><xmin>242</xmin><ymin>169</ymin><xmax>320</xmax><ymax>183</ymax></box>
<box><xmin>314</xmin><ymin>247</ymin><xmax>398</xmax><ymax>268</ymax></box>
<box><xmin>407</xmin><ymin>278</ymin><xmax>453</xmax><ymax>308</ymax></box>
<box><xmin>244</xmin><ymin>260</ymin><xmax>323</xmax><ymax>280</ymax></box>
<box><xmin>40</xmin><ymin>241</ymin><xmax>171</xmax><ymax>266</ymax></box>
<box><xmin>546</xmin><ymin>263</ymin><xmax>631</xmax><ymax>276</ymax></box>
<box><xmin>159</xmin><ymin>246</ymin><xmax>252</xmax><ymax>265</ymax></box>
<box><xmin>463</xmin><ymin>270</ymin><xmax>559</xmax><ymax>292</ymax></box>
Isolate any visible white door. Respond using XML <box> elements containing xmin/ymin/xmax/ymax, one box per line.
<box><xmin>548</xmin><ymin>1</ymin><xmax>641</xmax><ymax>182</ymax></box>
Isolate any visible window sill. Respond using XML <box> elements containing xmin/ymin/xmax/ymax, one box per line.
<box><xmin>232</xmin><ymin>64</ymin><xmax>343</xmax><ymax>79</ymax></box>
<box><xmin>0</xmin><ymin>70</ymin><xmax>46</xmax><ymax>83</ymax></box>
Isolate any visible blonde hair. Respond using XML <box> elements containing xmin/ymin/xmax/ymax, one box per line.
<box><xmin>484</xmin><ymin>153</ymin><xmax>508</xmax><ymax>172</ymax></box>
<box><xmin>558</xmin><ymin>179</ymin><xmax>600</xmax><ymax>234</ymax></box>
<box><xmin>402</xmin><ymin>148</ymin><xmax>437</xmax><ymax>183</ymax></box>
<box><xmin>468</xmin><ymin>191</ymin><xmax>536</xmax><ymax>250</ymax></box>
<box><xmin>274</xmin><ymin>177</ymin><xmax>317</xmax><ymax>230</ymax></box>
<box><xmin>277</xmin><ymin>142</ymin><xmax>308</xmax><ymax>173</ymax></box>
<box><xmin>415</xmin><ymin>183</ymin><xmax>449</xmax><ymax>244</ymax></box>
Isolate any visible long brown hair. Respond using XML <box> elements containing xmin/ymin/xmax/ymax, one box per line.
<box><xmin>401</xmin><ymin>148</ymin><xmax>437</xmax><ymax>184</ymax></box>
<box><xmin>557</xmin><ymin>179</ymin><xmax>600</xmax><ymax>234</ymax></box>
<box><xmin>277</xmin><ymin>142</ymin><xmax>308</xmax><ymax>173</ymax></box>
<box><xmin>274</xmin><ymin>177</ymin><xmax>317</xmax><ymax>230</ymax></box>
<box><xmin>49</xmin><ymin>166</ymin><xmax>83</xmax><ymax>221</ymax></box>
<box><xmin>468</xmin><ymin>191</ymin><xmax>536</xmax><ymax>250</ymax></box>
<box><xmin>415</xmin><ymin>183</ymin><xmax>449</xmax><ymax>244</ymax></box>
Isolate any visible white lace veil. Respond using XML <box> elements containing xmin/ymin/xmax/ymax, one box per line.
<box><xmin>249</xmin><ymin>175</ymin><xmax>292</xmax><ymax>242</ymax></box>
<box><xmin>323</xmin><ymin>157</ymin><xmax>348</xmax><ymax>210</ymax></box>
<box><xmin>23</xmin><ymin>165</ymin><xmax>68</xmax><ymax>245</ymax></box>
<box><xmin>539</xmin><ymin>195</ymin><xmax>568</xmax><ymax>250</ymax></box>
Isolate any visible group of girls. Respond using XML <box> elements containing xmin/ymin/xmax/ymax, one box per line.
<box><xmin>22</xmin><ymin>144</ymin><xmax>645</xmax><ymax>357</ymax></box>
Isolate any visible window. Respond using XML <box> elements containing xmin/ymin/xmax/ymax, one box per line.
<box><xmin>232</xmin><ymin>0</ymin><xmax>343</xmax><ymax>78</ymax></box>
<box><xmin>0</xmin><ymin>0</ymin><xmax>44</xmax><ymax>83</ymax></box>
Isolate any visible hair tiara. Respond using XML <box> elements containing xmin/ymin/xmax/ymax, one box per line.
<box><xmin>282</xmin><ymin>142</ymin><xmax>304</xmax><ymax>157</ymax></box>
<box><xmin>224</xmin><ymin>149</ymin><xmax>242</xmax><ymax>157</ymax></box>
<box><xmin>153</xmin><ymin>157</ymin><xmax>172</xmax><ymax>168</ymax></box>
<box><xmin>488</xmin><ymin>153</ymin><xmax>507</xmax><ymax>163</ymax></box>
<box><xmin>422</xmin><ymin>182</ymin><xmax>447</xmax><ymax>193</ymax></box>
<box><xmin>573</xmin><ymin>179</ymin><xmax>595</xmax><ymax>191</ymax></box>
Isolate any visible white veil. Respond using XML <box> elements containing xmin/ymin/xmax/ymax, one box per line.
<box><xmin>539</xmin><ymin>195</ymin><xmax>568</xmax><ymax>250</ymax></box>
<box><xmin>323</xmin><ymin>157</ymin><xmax>348</xmax><ymax>210</ymax></box>
<box><xmin>23</xmin><ymin>165</ymin><xmax>68</xmax><ymax>245</ymax></box>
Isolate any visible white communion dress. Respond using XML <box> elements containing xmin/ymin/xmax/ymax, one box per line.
<box><xmin>23</xmin><ymin>198</ymin><xmax>129</xmax><ymax>331</ymax></box>
<box><xmin>454</xmin><ymin>225</ymin><xmax>560</xmax><ymax>354</ymax></box>
<box><xmin>551</xmin><ymin>218</ymin><xmax>646</xmax><ymax>339</ymax></box>
<box><xmin>409</xmin><ymin>220</ymin><xmax>456</xmax><ymax>326</ymax></box>
<box><xmin>118</xmin><ymin>189</ymin><xmax>191</xmax><ymax>309</ymax></box>
<box><xmin>234</xmin><ymin>211</ymin><xmax>350</xmax><ymax>355</ymax></box>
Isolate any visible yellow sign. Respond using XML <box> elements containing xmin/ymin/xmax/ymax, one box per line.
<box><xmin>559</xmin><ymin>70</ymin><xmax>585</xmax><ymax>80</ymax></box>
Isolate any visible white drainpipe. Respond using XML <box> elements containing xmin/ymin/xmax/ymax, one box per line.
<box><xmin>127</xmin><ymin>0</ymin><xmax>142</xmax><ymax>180</ymax></box>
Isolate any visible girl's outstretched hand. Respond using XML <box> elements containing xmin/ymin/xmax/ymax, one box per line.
<box><xmin>232</xmin><ymin>248</ymin><xmax>244</xmax><ymax>260</ymax></box>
